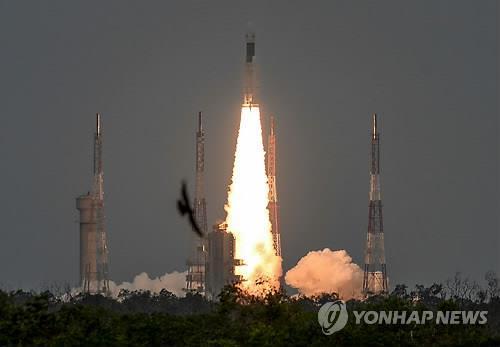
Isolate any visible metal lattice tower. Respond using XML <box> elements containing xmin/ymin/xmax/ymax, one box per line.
<box><xmin>185</xmin><ymin>111</ymin><xmax>208</xmax><ymax>294</ymax></box>
<box><xmin>78</xmin><ymin>113</ymin><xmax>110</xmax><ymax>295</ymax></box>
<box><xmin>362</xmin><ymin>114</ymin><xmax>388</xmax><ymax>295</ymax></box>
<box><xmin>267</xmin><ymin>117</ymin><xmax>281</xmax><ymax>257</ymax></box>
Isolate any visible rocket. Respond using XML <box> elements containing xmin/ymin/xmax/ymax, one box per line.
<box><xmin>246</xmin><ymin>32</ymin><xmax>255</xmax><ymax>63</ymax></box>
<box><xmin>244</xmin><ymin>32</ymin><xmax>256</xmax><ymax>106</ymax></box>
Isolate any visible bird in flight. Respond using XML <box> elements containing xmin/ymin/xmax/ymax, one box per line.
<box><xmin>177</xmin><ymin>180</ymin><xmax>204</xmax><ymax>238</ymax></box>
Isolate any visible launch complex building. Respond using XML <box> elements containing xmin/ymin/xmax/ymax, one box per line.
<box><xmin>76</xmin><ymin>114</ymin><xmax>110</xmax><ymax>295</ymax></box>
<box><xmin>75</xmin><ymin>33</ymin><xmax>388</xmax><ymax>298</ymax></box>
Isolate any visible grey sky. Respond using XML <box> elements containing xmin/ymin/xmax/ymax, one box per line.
<box><xmin>0</xmin><ymin>1</ymin><xmax>497</xmax><ymax>290</ymax></box>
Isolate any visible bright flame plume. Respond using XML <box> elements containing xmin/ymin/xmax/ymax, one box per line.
<box><xmin>225</xmin><ymin>105</ymin><xmax>282</xmax><ymax>295</ymax></box>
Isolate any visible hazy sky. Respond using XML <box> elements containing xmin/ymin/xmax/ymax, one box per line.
<box><xmin>0</xmin><ymin>1</ymin><xmax>497</xmax><ymax>290</ymax></box>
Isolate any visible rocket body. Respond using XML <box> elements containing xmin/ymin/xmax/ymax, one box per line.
<box><xmin>244</xmin><ymin>33</ymin><xmax>256</xmax><ymax>106</ymax></box>
<box><xmin>246</xmin><ymin>33</ymin><xmax>255</xmax><ymax>63</ymax></box>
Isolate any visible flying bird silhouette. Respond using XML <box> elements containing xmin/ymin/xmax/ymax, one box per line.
<box><xmin>177</xmin><ymin>180</ymin><xmax>204</xmax><ymax>237</ymax></box>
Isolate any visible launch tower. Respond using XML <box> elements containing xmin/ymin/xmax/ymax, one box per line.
<box><xmin>362</xmin><ymin>114</ymin><xmax>388</xmax><ymax>295</ymax></box>
<box><xmin>267</xmin><ymin>117</ymin><xmax>281</xmax><ymax>257</ymax></box>
<box><xmin>76</xmin><ymin>113</ymin><xmax>110</xmax><ymax>294</ymax></box>
<box><xmin>185</xmin><ymin>112</ymin><xmax>208</xmax><ymax>294</ymax></box>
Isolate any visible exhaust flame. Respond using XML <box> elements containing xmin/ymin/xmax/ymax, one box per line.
<box><xmin>225</xmin><ymin>105</ymin><xmax>282</xmax><ymax>294</ymax></box>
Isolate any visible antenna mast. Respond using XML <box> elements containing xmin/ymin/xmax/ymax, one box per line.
<box><xmin>362</xmin><ymin>113</ymin><xmax>388</xmax><ymax>295</ymax></box>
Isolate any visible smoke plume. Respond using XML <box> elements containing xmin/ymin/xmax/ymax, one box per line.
<box><xmin>285</xmin><ymin>248</ymin><xmax>363</xmax><ymax>300</ymax></box>
<box><xmin>108</xmin><ymin>271</ymin><xmax>186</xmax><ymax>297</ymax></box>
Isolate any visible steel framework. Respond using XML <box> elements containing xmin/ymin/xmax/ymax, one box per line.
<box><xmin>80</xmin><ymin>113</ymin><xmax>110</xmax><ymax>295</ymax></box>
<box><xmin>185</xmin><ymin>112</ymin><xmax>208</xmax><ymax>294</ymax></box>
<box><xmin>362</xmin><ymin>114</ymin><xmax>388</xmax><ymax>295</ymax></box>
<box><xmin>267</xmin><ymin>117</ymin><xmax>281</xmax><ymax>258</ymax></box>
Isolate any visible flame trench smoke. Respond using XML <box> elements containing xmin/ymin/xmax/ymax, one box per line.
<box><xmin>225</xmin><ymin>106</ymin><xmax>282</xmax><ymax>294</ymax></box>
<box><xmin>285</xmin><ymin>248</ymin><xmax>363</xmax><ymax>300</ymax></box>
<box><xmin>108</xmin><ymin>271</ymin><xmax>186</xmax><ymax>297</ymax></box>
<box><xmin>71</xmin><ymin>271</ymin><xmax>187</xmax><ymax>299</ymax></box>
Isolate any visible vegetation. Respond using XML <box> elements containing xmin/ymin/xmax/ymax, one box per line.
<box><xmin>0</xmin><ymin>272</ymin><xmax>499</xmax><ymax>346</ymax></box>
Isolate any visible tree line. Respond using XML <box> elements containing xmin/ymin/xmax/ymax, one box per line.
<box><xmin>0</xmin><ymin>272</ymin><xmax>499</xmax><ymax>346</ymax></box>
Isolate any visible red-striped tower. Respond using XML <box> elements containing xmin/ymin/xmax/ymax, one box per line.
<box><xmin>267</xmin><ymin>117</ymin><xmax>281</xmax><ymax>258</ymax></box>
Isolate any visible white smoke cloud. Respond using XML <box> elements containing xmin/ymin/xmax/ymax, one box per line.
<box><xmin>285</xmin><ymin>248</ymin><xmax>363</xmax><ymax>300</ymax></box>
<box><xmin>108</xmin><ymin>271</ymin><xmax>187</xmax><ymax>298</ymax></box>
<box><xmin>65</xmin><ymin>271</ymin><xmax>187</xmax><ymax>301</ymax></box>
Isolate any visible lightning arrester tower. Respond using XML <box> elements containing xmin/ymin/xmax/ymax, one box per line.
<box><xmin>76</xmin><ymin>113</ymin><xmax>110</xmax><ymax>294</ymax></box>
<box><xmin>185</xmin><ymin>111</ymin><xmax>208</xmax><ymax>294</ymax></box>
<box><xmin>362</xmin><ymin>113</ymin><xmax>388</xmax><ymax>295</ymax></box>
<box><xmin>267</xmin><ymin>117</ymin><xmax>281</xmax><ymax>257</ymax></box>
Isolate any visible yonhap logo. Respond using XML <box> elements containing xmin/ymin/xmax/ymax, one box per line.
<box><xmin>317</xmin><ymin>302</ymin><xmax>488</xmax><ymax>336</ymax></box>
<box><xmin>317</xmin><ymin>300</ymin><xmax>348</xmax><ymax>335</ymax></box>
